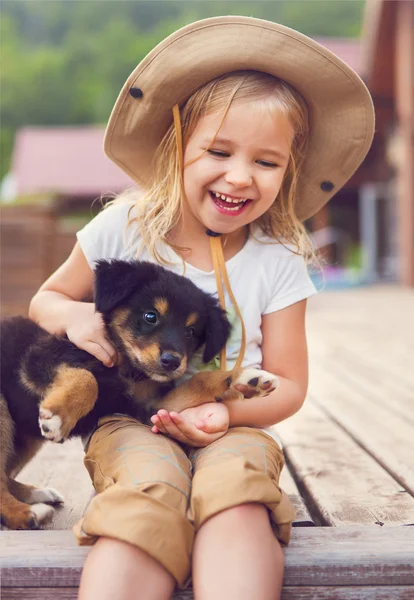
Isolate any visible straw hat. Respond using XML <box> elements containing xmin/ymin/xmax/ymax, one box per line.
<box><xmin>104</xmin><ymin>16</ymin><xmax>375</xmax><ymax>221</ymax></box>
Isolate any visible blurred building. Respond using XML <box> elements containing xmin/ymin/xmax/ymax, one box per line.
<box><xmin>3</xmin><ymin>5</ymin><xmax>413</xmax><ymax>286</ymax></box>
<box><xmin>3</xmin><ymin>126</ymin><xmax>132</xmax><ymax>212</ymax></box>
<box><xmin>361</xmin><ymin>0</ymin><xmax>414</xmax><ymax>286</ymax></box>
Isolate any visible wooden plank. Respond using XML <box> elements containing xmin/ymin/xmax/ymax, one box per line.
<box><xmin>14</xmin><ymin>437</ymin><xmax>312</xmax><ymax>531</ymax></box>
<box><xmin>15</xmin><ymin>439</ymin><xmax>94</xmax><ymax>530</ymax></box>
<box><xmin>2</xmin><ymin>587</ymin><xmax>414</xmax><ymax>600</ymax></box>
<box><xmin>2</xmin><ymin>528</ymin><xmax>414</xmax><ymax>588</ymax></box>
<box><xmin>275</xmin><ymin>402</ymin><xmax>414</xmax><ymax>526</ymax></box>
<box><xmin>306</xmin><ymin>288</ymin><xmax>414</xmax><ymax>382</ymax></box>
<box><xmin>305</xmin><ymin>289</ymin><xmax>414</xmax><ymax>499</ymax></box>
<box><xmin>2</xmin><ymin>591</ymin><xmax>79</xmax><ymax>600</ymax></box>
<box><xmin>281</xmin><ymin>588</ymin><xmax>414</xmax><ymax>600</ymax></box>
<box><xmin>309</xmin><ymin>342</ymin><xmax>413</xmax><ymax>426</ymax></box>
<box><xmin>14</xmin><ymin>440</ymin><xmax>311</xmax><ymax>530</ymax></box>
<box><xmin>309</xmin><ymin>333</ymin><xmax>414</xmax><ymax>398</ymax></box>
<box><xmin>306</xmin><ymin>367</ymin><xmax>414</xmax><ymax>498</ymax></box>
<box><xmin>279</xmin><ymin>461</ymin><xmax>315</xmax><ymax>526</ymax></box>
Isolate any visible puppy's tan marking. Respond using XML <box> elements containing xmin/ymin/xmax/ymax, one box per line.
<box><xmin>129</xmin><ymin>379</ymin><xmax>170</xmax><ymax>407</ymax></box>
<box><xmin>112</xmin><ymin>307</ymin><xmax>130</xmax><ymax>329</ymax></box>
<box><xmin>112</xmin><ymin>312</ymin><xmax>140</xmax><ymax>366</ymax></box>
<box><xmin>138</xmin><ymin>342</ymin><xmax>161</xmax><ymax>365</ymax></box>
<box><xmin>39</xmin><ymin>366</ymin><xmax>98</xmax><ymax>439</ymax></box>
<box><xmin>186</xmin><ymin>312</ymin><xmax>198</xmax><ymax>327</ymax></box>
<box><xmin>1</xmin><ymin>398</ymin><xmax>51</xmax><ymax>529</ymax></box>
<box><xmin>160</xmin><ymin>368</ymin><xmax>244</xmax><ymax>413</ymax></box>
<box><xmin>154</xmin><ymin>297</ymin><xmax>169</xmax><ymax>316</ymax></box>
<box><xmin>0</xmin><ymin>489</ymin><xmax>53</xmax><ymax>530</ymax></box>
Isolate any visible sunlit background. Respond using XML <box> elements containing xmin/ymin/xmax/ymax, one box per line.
<box><xmin>1</xmin><ymin>0</ymin><xmax>413</xmax><ymax>317</ymax></box>
<box><xmin>1</xmin><ymin>2</ymin><xmax>413</xmax><ymax>567</ymax></box>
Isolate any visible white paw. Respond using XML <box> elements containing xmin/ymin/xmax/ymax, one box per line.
<box><xmin>233</xmin><ymin>368</ymin><xmax>279</xmax><ymax>398</ymax></box>
<box><xmin>28</xmin><ymin>487</ymin><xmax>65</xmax><ymax>505</ymax></box>
<box><xmin>28</xmin><ymin>503</ymin><xmax>55</xmax><ymax>528</ymax></box>
<box><xmin>39</xmin><ymin>408</ymin><xmax>64</xmax><ymax>442</ymax></box>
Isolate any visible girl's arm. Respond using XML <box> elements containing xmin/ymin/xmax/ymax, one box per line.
<box><xmin>151</xmin><ymin>299</ymin><xmax>309</xmax><ymax>445</ymax></box>
<box><xmin>29</xmin><ymin>242</ymin><xmax>117</xmax><ymax>367</ymax></box>
<box><xmin>224</xmin><ymin>299</ymin><xmax>309</xmax><ymax>428</ymax></box>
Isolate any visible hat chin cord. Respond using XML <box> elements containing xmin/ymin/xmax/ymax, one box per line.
<box><xmin>172</xmin><ymin>104</ymin><xmax>246</xmax><ymax>371</ymax></box>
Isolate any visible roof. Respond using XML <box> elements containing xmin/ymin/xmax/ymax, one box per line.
<box><xmin>10</xmin><ymin>126</ymin><xmax>133</xmax><ymax>199</ymax></box>
<box><xmin>314</xmin><ymin>38</ymin><xmax>361</xmax><ymax>74</ymax></box>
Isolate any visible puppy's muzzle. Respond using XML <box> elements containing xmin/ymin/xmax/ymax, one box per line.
<box><xmin>160</xmin><ymin>352</ymin><xmax>182</xmax><ymax>372</ymax></box>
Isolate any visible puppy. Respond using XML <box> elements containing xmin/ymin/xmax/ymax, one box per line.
<box><xmin>0</xmin><ymin>260</ymin><xmax>279</xmax><ymax>529</ymax></box>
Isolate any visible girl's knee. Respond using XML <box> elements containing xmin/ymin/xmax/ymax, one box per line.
<box><xmin>203</xmin><ymin>503</ymin><xmax>273</xmax><ymax>536</ymax></box>
<box><xmin>75</xmin><ymin>485</ymin><xmax>194</xmax><ymax>586</ymax></box>
<box><xmin>220</xmin><ymin>502</ymin><xmax>268</xmax><ymax>521</ymax></box>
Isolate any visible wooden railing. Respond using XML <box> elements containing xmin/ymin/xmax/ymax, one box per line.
<box><xmin>0</xmin><ymin>205</ymin><xmax>78</xmax><ymax>317</ymax></box>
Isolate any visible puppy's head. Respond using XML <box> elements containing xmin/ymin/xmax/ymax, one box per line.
<box><xmin>94</xmin><ymin>260</ymin><xmax>231</xmax><ymax>381</ymax></box>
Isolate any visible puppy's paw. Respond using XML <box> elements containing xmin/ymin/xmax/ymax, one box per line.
<box><xmin>27</xmin><ymin>487</ymin><xmax>65</xmax><ymax>505</ymax></box>
<box><xmin>233</xmin><ymin>368</ymin><xmax>279</xmax><ymax>399</ymax></box>
<box><xmin>27</xmin><ymin>503</ymin><xmax>55</xmax><ymax>529</ymax></box>
<box><xmin>39</xmin><ymin>408</ymin><xmax>65</xmax><ymax>443</ymax></box>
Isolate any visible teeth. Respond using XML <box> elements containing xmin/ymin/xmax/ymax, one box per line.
<box><xmin>219</xmin><ymin>204</ymin><xmax>241</xmax><ymax>212</ymax></box>
<box><xmin>213</xmin><ymin>191</ymin><xmax>246</xmax><ymax>204</ymax></box>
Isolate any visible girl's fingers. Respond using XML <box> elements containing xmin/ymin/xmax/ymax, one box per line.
<box><xmin>98</xmin><ymin>340</ymin><xmax>117</xmax><ymax>365</ymax></box>
<box><xmin>151</xmin><ymin>414</ymin><xmax>168</xmax><ymax>434</ymax></box>
<box><xmin>84</xmin><ymin>341</ymin><xmax>116</xmax><ymax>367</ymax></box>
<box><xmin>169</xmin><ymin>412</ymin><xmax>206</xmax><ymax>441</ymax></box>
<box><xmin>157</xmin><ymin>411</ymin><xmax>188</xmax><ymax>440</ymax></box>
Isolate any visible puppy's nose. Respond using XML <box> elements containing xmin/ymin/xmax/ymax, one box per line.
<box><xmin>160</xmin><ymin>352</ymin><xmax>181</xmax><ymax>371</ymax></box>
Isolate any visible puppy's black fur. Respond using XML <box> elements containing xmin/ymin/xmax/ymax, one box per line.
<box><xmin>1</xmin><ymin>260</ymin><xmax>230</xmax><ymax>439</ymax></box>
<box><xmin>0</xmin><ymin>260</ymin><xmax>231</xmax><ymax>529</ymax></box>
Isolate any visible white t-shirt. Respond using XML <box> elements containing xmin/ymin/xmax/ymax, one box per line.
<box><xmin>77</xmin><ymin>202</ymin><xmax>317</xmax><ymax>445</ymax></box>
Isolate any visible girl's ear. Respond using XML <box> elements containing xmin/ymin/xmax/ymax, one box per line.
<box><xmin>94</xmin><ymin>260</ymin><xmax>159</xmax><ymax>313</ymax></box>
<box><xmin>202</xmin><ymin>301</ymin><xmax>231</xmax><ymax>364</ymax></box>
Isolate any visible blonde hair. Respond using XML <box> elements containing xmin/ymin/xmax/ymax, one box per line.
<box><xmin>113</xmin><ymin>71</ymin><xmax>315</xmax><ymax>264</ymax></box>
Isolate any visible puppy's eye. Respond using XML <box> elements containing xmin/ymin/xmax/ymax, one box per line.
<box><xmin>225</xmin><ymin>377</ymin><xmax>232</xmax><ymax>388</ymax></box>
<box><xmin>185</xmin><ymin>327</ymin><xmax>195</xmax><ymax>339</ymax></box>
<box><xmin>143</xmin><ymin>312</ymin><xmax>157</xmax><ymax>324</ymax></box>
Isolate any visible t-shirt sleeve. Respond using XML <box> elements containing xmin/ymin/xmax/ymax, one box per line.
<box><xmin>263</xmin><ymin>252</ymin><xmax>317</xmax><ymax>314</ymax></box>
<box><xmin>76</xmin><ymin>202</ymin><xmax>136</xmax><ymax>268</ymax></box>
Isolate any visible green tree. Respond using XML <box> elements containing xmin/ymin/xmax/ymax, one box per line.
<box><xmin>0</xmin><ymin>0</ymin><xmax>365</xmax><ymax>181</ymax></box>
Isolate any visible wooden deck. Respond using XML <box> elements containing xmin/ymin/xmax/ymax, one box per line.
<box><xmin>1</xmin><ymin>285</ymin><xmax>414</xmax><ymax>598</ymax></box>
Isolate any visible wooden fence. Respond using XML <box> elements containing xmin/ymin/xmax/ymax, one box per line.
<box><xmin>1</xmin><ymin>206</ymin><xmax>78</xmax><ymax>317</ymax></box>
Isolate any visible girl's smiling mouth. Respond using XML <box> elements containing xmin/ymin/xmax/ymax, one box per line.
<box><xmin>209</xmin><ymin>190</ymin><xmax>252</xmax><ymax>214</ymax></box>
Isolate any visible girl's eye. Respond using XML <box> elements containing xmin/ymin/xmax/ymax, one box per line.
<box><xmin>143</xmin><ymin>312</ymin><xmax>158</xmax><ymax>324</ymax></box>
<box><xmin>257</xmin><ymin>160</ymin><xmax>278</xmax><ymax>168</ymax></box>
<box><xmin>207</xmin><ymin>149</ymin><xmax>229</xmax><ymax>158</ymax></box>
<box><xmin>185</xmin><ymin>327</ymin><xmax>195</xmax><ymax>339</ymax></box>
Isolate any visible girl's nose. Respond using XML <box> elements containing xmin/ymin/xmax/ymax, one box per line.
<box><xmin>224</xmin><ymin>162</ymin><xmax>253</xmax><ymax>187</ymax></box>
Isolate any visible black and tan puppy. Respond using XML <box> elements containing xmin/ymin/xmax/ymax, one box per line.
<box><xmin>0</xmin><ymin>260</ymin><xmax>279</xmax><ymax>529</ymax></box>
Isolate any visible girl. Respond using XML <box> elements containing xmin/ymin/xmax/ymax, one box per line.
<box><xmin>29</xmin><ymin>16</ymin><xmax>374</xmax><ymax>600</ymax></box>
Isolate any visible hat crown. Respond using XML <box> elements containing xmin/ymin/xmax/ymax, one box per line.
<box><xmin>104</xmin><ymin>15</ymin><xmax>374</xmax><ymax>221</ymax></box>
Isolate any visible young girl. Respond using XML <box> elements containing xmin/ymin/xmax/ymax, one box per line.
<box><xmin>29</xmin><ymin>16</ymin><xmax>374</xmax><ymax>600</ymax></box>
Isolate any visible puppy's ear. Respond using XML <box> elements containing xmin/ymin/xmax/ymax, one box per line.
<box><xmin>202</xmin><ymin>300</ymin><xmax>231</xmax><ymax>363</ymax></box>
<box><xmin>94</xmin><ymin>260</ymin><xmax>160</xmax><ymax>313</ymax></box>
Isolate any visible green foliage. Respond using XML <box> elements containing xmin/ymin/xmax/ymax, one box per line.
<box><xmin>0</xmin><ymin>0</ymin><xmax>364</xmax><ymax>180</ymax></box>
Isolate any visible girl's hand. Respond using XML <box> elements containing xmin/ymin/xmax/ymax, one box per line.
<box><xmin>65</xmin><ymin>302</ymin><xmax>117</xmax><ymax>367</ymax></box>
<box><xmin>150</xmin><ymin>402</ymin><xmax>229</xmax><ymax>447</ymax></box>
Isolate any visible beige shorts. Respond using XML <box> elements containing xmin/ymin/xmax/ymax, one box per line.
<box><xmin>73</xmin><ymin>415</ymin><xmax>296</xmax><ymax>586</ymax></box>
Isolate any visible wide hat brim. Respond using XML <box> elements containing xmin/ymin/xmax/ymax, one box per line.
<box><xmin>104</xmin><ymin>16</ymin><xmax>375</xmax><ymax>221</ymax></box>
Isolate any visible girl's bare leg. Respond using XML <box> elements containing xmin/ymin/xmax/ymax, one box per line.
<box><xmin>78</xmin><ymin>537</ymin><xmax>175</xmax><ymax>600</ymax></box>
<box><xmin>192</xmin><ymin>503</ymin><xmax>284</xmax><ymax>600</ymax></box>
